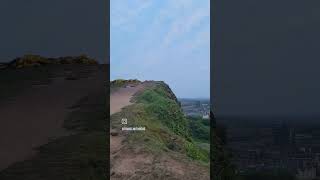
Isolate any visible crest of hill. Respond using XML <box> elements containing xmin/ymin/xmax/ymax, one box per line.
<box><xmin>111</xmin><ymin>79</ymin><xmax>209</xmax><ymax>163</ymax></box>
<box><xmin>110</xmin><ymin>79</ymin><xmax>141</xmax><ymax>87</ymax></box>
<box><xmin>110</xmin><ymin>79</ymin><xmax>180</xmax><ymax>105</ymax></box>
<box><xmin>2</xmin><ymin>54</ymin><xmax>98</xmax><ymax>69</ymax></box>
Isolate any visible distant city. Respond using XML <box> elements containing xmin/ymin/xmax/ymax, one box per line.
<box><xmin>219</xmin><ymin>117</ymin><xmax>320</xmax><ymax>179</ymax></box>
<box><xmin>179</xmin><ymin>98</ymin><xmax>210</xmax><ymax>119</ymax></box>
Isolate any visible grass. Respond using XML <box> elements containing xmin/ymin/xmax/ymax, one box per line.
<box><xmin>7</xmin><ymin>54</ymin><xmax>98</xmax><ymax>68</ymax></box>
<box><xmin>110</xmin><ymin>79</ymin><xmax>140</xmax><ymax>92</ymax></box>
<box><xmin>111</xmin><ymin>83</ymin><xmax>210</xmax><ymax>163</ymax></box>
<box><xmin>111</xmin><ymin>104</ymin><xmax>169</xmax><ymax>153</ymax></box>
<box><xmin>137</xmin><ymin>88</ymin><xmax>190</xmax><ymax>139</ymax></box>
<box><xmin>187</xmin><ymin>116</ymin><xmax>210</xmax><ymax>143</ymax></box>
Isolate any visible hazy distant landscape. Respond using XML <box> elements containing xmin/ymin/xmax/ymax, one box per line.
<box><xmin>216</xmin><ymin>116</ymin><xmax>320</xmax><ymax>180</ymax></box>
<box><xmin>180</xmin><ymin>98</ymin><xmax>210</xmax><ymax>119</ymax></box>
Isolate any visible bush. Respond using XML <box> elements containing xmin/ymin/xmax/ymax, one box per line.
<box><xmin>110</xmin><ymin>79</ymin><xmax>140</xmax><ymax>88</ymax></box>
<box><xmin>187</xmin><ymin>116</ymin><xmax>210</xmax><ymax>142</ymax></box>
<box><xmin>135</xmin><ymin>84</ymin><xmax>209</xmax><ymax>162</ymax></box>
<box><xmin>184</xmin><ymin>141</ymin><xmax>209</xmax><ymax>162</ymax></box>
<box><xmin>137</xmin><ymin>88</ymin><xmax>190</xmax><ymax>139</ymax></box>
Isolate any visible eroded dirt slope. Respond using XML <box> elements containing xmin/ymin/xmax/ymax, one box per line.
<box><xmin>0</xmin><ymin>65</ymin><xmax>104</xmax><ymax>171</ymax></box>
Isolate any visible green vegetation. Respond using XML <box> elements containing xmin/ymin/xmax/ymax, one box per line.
<box><xmin>110</xmin><ymin>79</ymin><xmax>141</xmax><ymax>90</ymax></box>
<box><xmin>4</xmin><ymin>54</ymin><xmax>98</xmax><ymax>69</ymax></box>
<box><xmin>137</xmin><ymin>88</ymin><xmax>190</xmax><ymax>139</ymax></box>
<box><xmin>12</xmin><ymin>54</ymin><xmax>51</xmax><ymax>68</ymax></box>
<box><xmin>187</xmin><ymin>116</ymin><xmax>210</xmax><ymax>143</ymax></box>
<box><xmin>186</xmin><ymin>116</ymin><xmax>210</xmax><ymax>161</ymax></box>
<box><xmin>184</xmin><ymin>141</ymin><xmax>209</xmax><ymax>163</ymax></box>
<box><xmin>111</xmin><ymin>82</ymin><xmax>209</xmax><ymax>163</ymax></box>
<box><xmin>111</xmin><ymin>103</ymin><xmax>170</xmax><ymax>153</ymax></box>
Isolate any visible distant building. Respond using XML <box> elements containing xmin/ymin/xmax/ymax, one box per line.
<box><xmin>202</xmin><ymin>114</ymin><xmax>209</xmax><ymax>119</ymax></box>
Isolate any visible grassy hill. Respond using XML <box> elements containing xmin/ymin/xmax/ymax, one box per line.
<box><xmin>110</xmin><ymin>80</ymin><xmax>209</xmax><ymax>179</ymax></box>
<box><xmin>2</xmin><ymin>54</ymin><xmax>98</xmax><ymax>69</ymax></box>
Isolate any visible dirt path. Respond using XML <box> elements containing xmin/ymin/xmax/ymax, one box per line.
<box><xmin>110</xmin><ymin>84</ymin><xmax>145</xmax><ymax>158</ymax></box>
<box><xmin>111</xmin><ymin>146</ymin><xmax>210</xmax><ymax>180</ymax></box>
<box><xmin>110</xmin><ymin>84</ymin><xmax>144</xmax><ymax>115</ymax></box>
<box><xmin>109</xmin><ymin>82</ymin><xmax>210</xmax><ymax>180</ymax></box>
<box><xmin>0</xmin><ymin>69</ymin><xmax>104</xmax><ymax>171</ymax></box>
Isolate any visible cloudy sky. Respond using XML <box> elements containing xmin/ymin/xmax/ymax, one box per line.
<box><xmin>111</xmin><ymin>0</ymin><xmax>210</xmax><ymax>99</ymax></box>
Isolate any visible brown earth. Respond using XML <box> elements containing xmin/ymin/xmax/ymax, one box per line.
<box><xmin>111</xmin><ymin>148</ymin><xmax>210</xmax><ymax>180</ymax></box>
<box><xmin>110</xmin><ymin>84</ymin><xmax>145</xmax><ymax>115</ymax></box>
<box><xmin>110</xmin><ymin>83</ymin><xmax>145</xmax><ymax>175</ymax></box>
<box><xmin>0</xmin><ymin>65</ymin><xmax>105</xmax><ymax>171</ymax></box>
<box><xmin>109</xmin><ymin>82</ymin><xmax>209</xmax><ymax>180</ymax></box>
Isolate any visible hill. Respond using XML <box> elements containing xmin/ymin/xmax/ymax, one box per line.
<box><xmin>0</xmin><ymin>59</ymin><xmax>108</xmax><ymax>180</ymax></box>
<box><xmin>1</xmin><ymin>54</ymin><xmax>98</xmax><ymax>69</ymax></box>
<box><xmin>110</xmin><ymin>80</ymin><xmax>209</xmax><ymax>180</ymax></box>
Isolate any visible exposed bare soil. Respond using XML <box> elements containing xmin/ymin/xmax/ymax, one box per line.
<box><xmin>0</xmin><ymin>65</ymin><xmax>104</xmax><ymax>171</ymax></box>
<box><xmin>110</xmin><ymin>84</ymin><xmax>145</xmax><ymax>115</ymax></box>
<box><xmin>109</xmin><ymin>82</ymin><xmax>209</xmax><ymax>180</ymax></box>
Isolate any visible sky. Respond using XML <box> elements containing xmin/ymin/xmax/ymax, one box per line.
<box><xmin>0</xmin><ymin>0</ymin><xmax>107</xmax><ymax>63</ymax></box>
<box><xmin>213</xmin><ymin>0</ymin><xmax>320</xmax><ymax>118</ymax></box>
<box><xmin>111</xmin><ymin>0</ymin><xmax>210</xmax><ymax>99</ymax></box>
